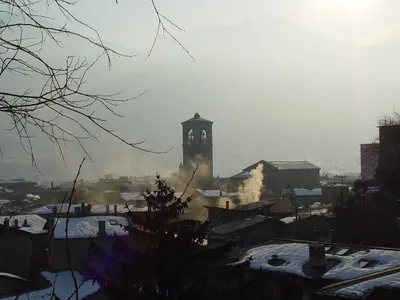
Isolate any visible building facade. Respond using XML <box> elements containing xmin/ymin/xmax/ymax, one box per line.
<box><xmin>243</xmin><ymin>160</ymin><xmax>320</xmax><ymax>192</ymax></box>
<box><xmin>360</xmin><ymin>143</ymin><xmax>379</xmax><ymax>180</ymax></box>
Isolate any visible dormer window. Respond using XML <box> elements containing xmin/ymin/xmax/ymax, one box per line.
<box><xmin>334</xmin><ymin>248</ymin><xmax>350</xmax><ymax>256</ymax></box>
<box><xmin>268</xmin><ymin>254</ymin><xmax>288</xmax><ymax>266</ymax></box>
<box><xmin>359</xmin><ymin>259</ymin><xmax>378</xmax><ymax>268</ymax></box>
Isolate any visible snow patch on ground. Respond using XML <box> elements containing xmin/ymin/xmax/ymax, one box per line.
<box><xmin>2</xmin><ymin>271</ymin><xmax>99</xmax><ymax>300</ymax></box>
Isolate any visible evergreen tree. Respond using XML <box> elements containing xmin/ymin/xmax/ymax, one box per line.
<box><xmin>88</xmin><ymin>174</ymin><xmax>252</xmax><ymax>299</ymax></box>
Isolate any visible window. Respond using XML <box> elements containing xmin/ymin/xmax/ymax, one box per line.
<box><xmin>268</xmin><ymin>255</ymin><xmax>288</xmax><ymax>266</ymax></box>
<box><xmin>359</xmin><ymin>259</ymin><xmax>378</xmax><ymax>268</ymax></box>
<box><xmin>187</xmin><ymin>129</ymin><xmax>195</xmax><ymax>146</ymax></box>
<box><xmin>109</xmin><ymin>220</ymin><xmax>118</xmax><ymax>225</ymax></box>
<box><xmin>335</xmin><ymin>248</ymin><xmax>350</xmax><ymax>256</ymax></box>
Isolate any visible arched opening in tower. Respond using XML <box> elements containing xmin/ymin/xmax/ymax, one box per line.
<box><xmin>201</xmin><ymin>130</ymin><xmax>207</xmax><ymax>145</ymax></box>
<box><xmin>187</xmin><ymin>129</ymin><xmax>194</xmax><ymax>146</ymax></box>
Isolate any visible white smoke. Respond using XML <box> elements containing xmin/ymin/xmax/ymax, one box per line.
<box><xmin>238</xmin><ymin>163</ymin><xmax>264</xmax><ymax>204</ymax></box>
<box><xmin>26</xmin><ymin>193</ymin><xmax>40</xmax><ymax>201</ymax></box>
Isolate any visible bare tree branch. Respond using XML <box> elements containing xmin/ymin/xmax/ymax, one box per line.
<box><xmin>1</xmin><ymin>0</ymin><xmax>185</xmax><ymax>172</ymax></box>
<box><xmin>65</xmin><ymin>157</ymin><xmax>85</xmax><ymax>300</ymax></box>
<box><xmin>146</xmin><ymin>0</ymin><xmax>194</xmax><ymax>61</ymax></box>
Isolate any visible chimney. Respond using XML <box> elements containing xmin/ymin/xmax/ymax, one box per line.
<box><xmin>74</xmin><ymin>206</ymin><xmax>81</xmax><ymax>214</ymax></box>
<box><xmin>98</xmin><ymin>220</ymin><xmax>106</xmax><ymax>237</ymax></box>
<box><xmin>225</xmin><ymin>200</ymin><xmax>230</xmax><ymax>210</ymax></box>
<box><xmin>13</xmin><ymin>219</ymin><xmax>18</xmax><ymax>228</ymax></box>
<box><xmin>47</xmin><ymin>218</ymin><xmax>54</xmax><ymax>238</ymax></box>
<box><xmin>106</xmin><ymin>204</ymin><xmax>109</xmax><ymax>214</ymax></box>
<box><xmin>51</xmin><ymin>182</ymin><xmax>54</xmax><ymax>190</ymax></box>
<box><xmin>23</xmin><ymin>219</ymin><xmax>28</xmax><ymax>227</ymax></box>
<box><xmin>52</xmin><ymin>206</ymin><xmax>57</xmax><ymax>215</ymax></box>
<box><xmin>308</xmin><ymin>243</ymin><xmax>326</xmax><ymax>268</ymax></box>
<box><xmin>3</xmin><ymin>218</ymin><xmax>9</xmax><ymax>234</ymax></box>
<box><xmin>114</xmin><ymin>204</ymin><xmax>118</xmax><ymax>213</ymax></box>
<box><xmin>81</xmin><ymin>202</ymin><xmax>85</xmax><ymax>213</ymax></box>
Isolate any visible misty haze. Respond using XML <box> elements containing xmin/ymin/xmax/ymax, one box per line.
<box><xmin>3</xmin><ymin>0</ymin><xmax>400</xmax><ymax>299</ymax></box>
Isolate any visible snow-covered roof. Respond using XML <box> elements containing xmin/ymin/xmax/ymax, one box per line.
<box><xmin>196</xmin><ymin>189</ymin><xmax>240</xmax><ymax>198</ymax></box>
<box><xmin>268</xmin><ymin>161</ymin><xmax>320</xmax><ymax>170</ymax></box>
<box><xmin>0</xmin><ymin>199</ymin><xmax>10</xmax><ymax>204</ymax></box>
<box><xmin>335</xmin><ymin>271</ymin><xmax>400</xmax><ymax>297</ymax></box>
<box><xmin>311</xmin><ymin>208</ymin><xmax>329</xmax><ymax>216</ymax></box>
<box><xmin>2</xmin><ymin>271</ymin><xmax>99</xmax><ymax>299</ymax></box>
<box><xmin>0</xmin><ymin>214</ymin><xmax>46</xmax><ymax>234</ymax></box>
<box><xmin>238</xmin><ymin>242</ymin><xmax>400</xmax><ymax>281</ymax></box>
<box><xmin>119</xmin><ymin>192</ymin><xmax>183</xmax><ymax>201</ymax></box>
<box><xmin>293</xmin><ymin>188</ymin><xmax>322</xmax><ymax>197</ymax></box>
<box><xmin>90</xmin><ymin>204</ymin><xmax>147</xmax><ymax>214</ymax></box>
<box><xmin>230</xmin><ymin>171</ymin><xmax>252</xmax><ymax>179</ymax></box>
<box><xmin>53</xmin><ymin>215</ymin><xmax>129</xmax><ymax>239</ymax></box>
<box><xmin>0</xmin><ymin>272</ymin><xmax>27</xmax><ymax>281</ymax></box>
<box><xmin>120</xmin><ymin>192</ymin><xmax>143</xmax><ymax>201</ymax></box>
<box><xmin>280</xmin><ymin>216</ymin><xmax>296</xmax><ymax>224</ymax></box>
<box><xmin>30</xmin><ymin>203</ymin><xmax>147</xmax><ymax>215</ymax></box>
<box><xmin>0</xmin><ymin>186</ymin><xmax>14</xmax><ymax>193</ymax></box>
<box><xmin>310</xmin><ymin>202</ymin><xmax>322</xmax><ymax>209</ymax></box>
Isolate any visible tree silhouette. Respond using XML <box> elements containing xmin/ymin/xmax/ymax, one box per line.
<box><xmin>0</xmin><ymin>0</ymin><xmax>187</xmax><ymax>170</ymax></box>
<box><xmin>87</xmin><ymin>173</ymin><xmax>252</xmax><ymax>299</ymax></box>
<box><xmin>332</xmin><ymin>112</ymin><xmax>400</xmax><ymax>247</ymax></box>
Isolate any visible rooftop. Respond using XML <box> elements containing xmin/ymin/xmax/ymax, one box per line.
<box><xmin>181</xmin><ymin>113</ymin><xmax>213</xmax><ymax>124</ymax></box>
<box><xmin>230</xmin><ymin>171</ymin><xmax>252</xmax><ymax>180</ymax></box>
<box><xmin>233</xmin><ymin>200</ymin><xmax>276</xmax><ymax>211</ymax></box>
<box><xmin>293</xmin><ymin>188</ymin><xmax>322</xmax><ymax>197</ymax></box>
<box><xmin>236</xmin><ymin>242</ymin><xmax>400</xmax><ymax>282</ymax></box>
<box><xmin>30</xmin><ymin>203</ymin><xmax>147</xmax><ymax>215</ymax></box>
<box><xmin>196</xmin><ymin>189</ymin><xmax>240</xmax><ymax>198</ymax></box>
<box><xmin>243</xmin><ymin>160</ymin><xmax>320</xmax><ymax>172</ymax></box>
<box><xmin>268</xmin><ymin>161</ymin><xmax>320</xmax><ymax>170</ymax></box>
<box><xmin>0</xmin><ymin>214</ymin><xmax>46</xmax><ymax>234</ymax></box>
<box><xmin>2</xmin><ymin>271</ymin><xmax>99</xmax><ymax>300</ymax></box>
<box><xmin>53</xmin><ymin>215</ymin><xmax>130</xmax><ymax>239</ymax></box>
<box><xmin>210</xmin><ymin>215</ymin><xmax>267</xmax><ymax>235</ymax></box>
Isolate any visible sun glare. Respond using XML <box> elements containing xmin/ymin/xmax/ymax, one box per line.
<box><xmin>322</xmin><ymin>0</ymin><xmax>365</xmax><ymax>14</ymax></box>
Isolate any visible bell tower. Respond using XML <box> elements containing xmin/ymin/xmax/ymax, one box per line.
<box><xmin>180</xmin><ymin>113</ymin><xmax>213</xmax><ymax>185</ymax></box>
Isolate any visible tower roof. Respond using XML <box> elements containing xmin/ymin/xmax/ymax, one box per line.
<box><xmin>181</xmin><ymin>113</ymin><xmax>213</xmax><ymax>124</ymax></box>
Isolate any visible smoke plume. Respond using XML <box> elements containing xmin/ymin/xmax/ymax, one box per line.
<box><xmin>238</xmin><ymin>163</ymin><xmax>264</xmax><ymax>204</ymax></box>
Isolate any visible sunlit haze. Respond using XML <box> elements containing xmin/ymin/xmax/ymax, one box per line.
<box><xmin>1</xmin><ymin>0</ymin><xmax>398</xmax><ymax>182</ymax></box>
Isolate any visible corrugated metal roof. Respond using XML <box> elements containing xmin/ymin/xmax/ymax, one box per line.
<box><xmin>268</xmin><ymin>161</ymin><xmax>320</xmax><ymax>170</ymax></box>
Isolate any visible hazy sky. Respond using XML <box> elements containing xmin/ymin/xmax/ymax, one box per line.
<box><xmin>2</xmin><ymin>0</ymin><xmax>400</xmax><ymax>181</ymax></box>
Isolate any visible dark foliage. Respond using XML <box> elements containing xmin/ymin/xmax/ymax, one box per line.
<box><xmin>87</xmin><ymin>174</ymin><xmax>254</xmax><ymax>299</ymax></box>
<box><xmin>332</xmin><ymin>180</ymin><xmax>400</xmax><ymax>248</ymax></box>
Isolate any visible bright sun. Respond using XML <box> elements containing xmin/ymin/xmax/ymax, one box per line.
<box><xmin>323</xmin><ymin>0</ymin><xmax>365</xmax><ymax>14</ymax></box>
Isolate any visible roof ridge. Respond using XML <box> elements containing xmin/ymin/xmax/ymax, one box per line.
<box><xmin>320</xmin><ymin>265</ymin><xmax>400</xmax><ymax>293</ymax></box>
